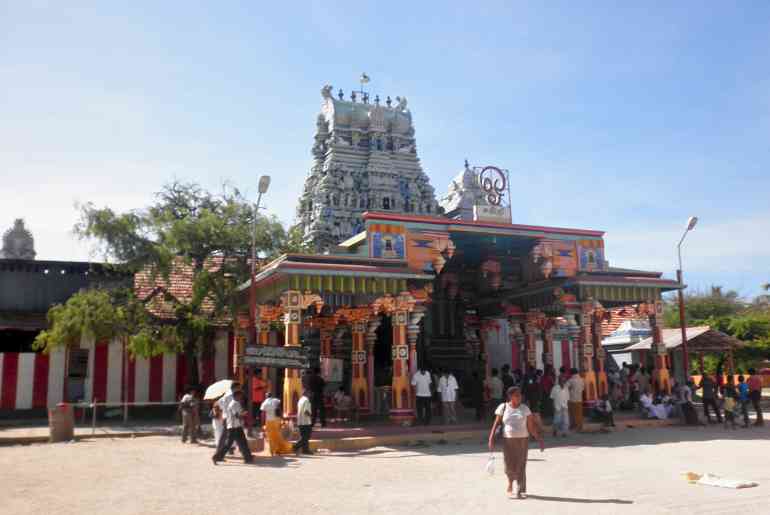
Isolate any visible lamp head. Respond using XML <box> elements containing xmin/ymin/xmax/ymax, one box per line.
<box><xmin>258</xmin><ymin>175</ymin><xmax>271</xmax><ymax>194</ymax></box>
<box><xmin>686</xmin><ymin>216</ymin><xmax>698</xmax><ymax>231</ymax></box>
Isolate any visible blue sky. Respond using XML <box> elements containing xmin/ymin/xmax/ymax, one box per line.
<box><xmin>2</xmin><ymin>2</ymin><xmax>769</xmax><ymax>297</ymax></box>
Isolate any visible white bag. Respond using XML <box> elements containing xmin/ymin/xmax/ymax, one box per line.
<box><xmin>485</xmin><ymin>454</ymin><xmax>495</xmax><ymax>476</ymax></box>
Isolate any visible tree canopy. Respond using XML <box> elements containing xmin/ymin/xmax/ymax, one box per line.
<box><xmin>35</xmin><ymin>181</ymin><xmax>296</xmax><ymax>385</ymax></box>
<box><xmin>663</xmin><ymin>286</ymin><xmax>770</xmax><ymax>373</ymax></box>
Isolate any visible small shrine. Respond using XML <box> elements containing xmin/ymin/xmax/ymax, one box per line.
<box><xmin>1</xmin><ymin>219</ymin><xmax>36</xmax><ymax>260</ymax></box>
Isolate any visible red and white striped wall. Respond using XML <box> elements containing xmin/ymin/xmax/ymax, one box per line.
<box><xmin>0</xmin><ymin>330</ymin><xmax>234</xmax><ymax>411</ymax></box>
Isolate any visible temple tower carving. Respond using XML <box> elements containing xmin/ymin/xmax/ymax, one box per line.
<box><xmin>1</xmin><ymin>219</ymin><xmax>36</xmax><ymax>260</ymax></box>
<box><xmin>296</xmin><ymin>84</ymin><xmax>439</xmax><ymax>250</ymax></box>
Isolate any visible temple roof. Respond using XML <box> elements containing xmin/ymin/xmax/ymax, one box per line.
<box><xmin>626</xmin><ymin>326</ymin><xmax>745</xmax><ymax>353</ymax></box>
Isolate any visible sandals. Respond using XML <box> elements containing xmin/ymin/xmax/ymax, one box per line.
<box><xmin>517</xmin><ymin>492</ymin><xmax>528</xmax><ymax>499</ymax></box>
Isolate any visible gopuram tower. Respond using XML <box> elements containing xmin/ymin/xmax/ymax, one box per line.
<box><xmin>297</xmin><ymin>83</ymin><xmax>439</xmax><ymax>251</ymax></box>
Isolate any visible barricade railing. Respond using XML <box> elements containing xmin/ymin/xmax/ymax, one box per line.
<box><xmin>70</xmin><ymin>400</ymin><xmax>186</xmax><ymax>435</ymax></box>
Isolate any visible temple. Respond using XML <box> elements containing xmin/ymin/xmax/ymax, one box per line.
<box><xmin>296</xmin><ymin>85</ymin><xmax>439</xmax><ymax>251</ymax></box>
<box><xmin>244</xmin><ymin>103</ymin><xmax>682</xmax><ymax>421</ymax></box>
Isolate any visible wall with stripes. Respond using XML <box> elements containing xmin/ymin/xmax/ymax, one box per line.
<box><xmin>0</xmin><ymin>330</ymin><xmax>234</xmax><ymax>412</ymax></box>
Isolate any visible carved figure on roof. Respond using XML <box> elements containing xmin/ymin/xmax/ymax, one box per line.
<box><xmin>321</xmin><ymin>84</ymin><xmax>333</xmax><ymax>99</ymax></box>
<box><xmin>395</xmin><ymin>96</ymin><xmax>408</xmax><ymax>112</ymax></box>
<box><xmin>1</xmin><ymin>219</ymin><xmax>36</xmax><ymax>260</ymax></box>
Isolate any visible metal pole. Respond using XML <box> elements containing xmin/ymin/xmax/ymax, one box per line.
<box><xmin>677</xmin><ymin>269</ymin><xmax>689</xmax><ymax>381</ymax></box>
<box><xmin>92</xmin><ymin>399</ymin><xmax>97</xmax><ymax>436</ymax></box>
<box><xmin>247</xmin><ymin>190</ymin><xmax>263</xmax><ymax>427</ymax></box>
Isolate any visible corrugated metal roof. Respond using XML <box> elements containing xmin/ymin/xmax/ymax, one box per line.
<box><xmin>625</xmin><ymin>326</ymin><xmax>712</xmax><ymax>351</ymax></box>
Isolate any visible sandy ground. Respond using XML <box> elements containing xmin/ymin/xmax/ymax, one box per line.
<box><xmin>2</xmin><ymin>424</ymin><xmax>769</xmax><ymax>515</ymax></box>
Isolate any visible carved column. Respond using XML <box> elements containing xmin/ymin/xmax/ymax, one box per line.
<box><xmin>257</xmin><ymin>304</ymin><xmax>282</xmax><ymax>391</ymax></box>
<box><xmin>390</xmin><ymin>308</ymin><xmax>413</xmax><ymax>423</ymax></box>
<box><xmin>579</xmin><ymin>302</ymin><xmax>598</xmax><ymax>402</ymax></box>
<box><xmin>590</xmin><ymin>306</ymin><xmax>608</xmax><ymax>397</ymax></box>
<box><xmin>507</xmin><ymin>319</ymin><xmax>522</xmax><ymax>373</ymax></box>
<box><xmin>524</xmin><ymin>311</ymin><xmax>541</xmax><ymax>371</ymax></box>
<box><xmin>366</xmin><ymin>319</ymin><xmax>380</xmax><ymax>413</ymax></box>
<box><xmin>542</xmin><ymin>323</ymin><xmax>555</xmax><ymax>370</ymax></box>
<box><xmin>647</xmin><ymin>301</ymin><xmax>671</xmax><ymax>394</ymax></box>
<box><xmin>565</xmin><ymin>312</ymin><xmax>579</xmax><ymax>372</ymax></box>
<box><xmin>281</xmin><ymin>290</ymin><xmax>323</xmax><ymax>418</ymax></box>
<box><xmin>407</xmin><ymin>308</ymin><xmax>426</xmax><ymax>377</ymax></box>
<box><xmin>351</xmin><ymin>320</ymin><xmax>369</xmax><ymax>413</ymax></box>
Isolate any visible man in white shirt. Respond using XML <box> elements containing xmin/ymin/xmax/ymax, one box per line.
<box><xmin>565</xmin><ymin>368</ymin><xmax>585</xmax><ymax>431</ymax></box>
<box><xmin>439</xmin><ymin>369</ymin><xmax>459</xmax><ymax>424</ymax></box>
<box><xmin>411</xmin><ymin>367</ymin><xmax>433</xmax><ymax>425</ymax></box>
<box><xmin>260</xmin><ymin>393</ymin><xmax>281</xmax><ymax>424</ymax></box>
<box><xmin>212</xmin><ymin>391</ymin><xmax>253</xmax><ymax>465</ymax></box>
<box><xmin>550</xmin><ymin>377</ymin><xmax>570</xmax><ymax>437</ymax></box>
<box><xmin>293</xmin><ymin>390</ymin><xmax>314</xmax><ymax>455</ymax></box>
<box><xmin>213</xmin><ymin>382</ymin><xmax>241</xmax><ymax>457</ymax></box>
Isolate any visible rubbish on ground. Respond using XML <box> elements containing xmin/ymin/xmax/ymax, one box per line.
<box><xmin>684</xmin><ymin>472</ymin><xmax>758</xmax><ymax>489</ymax></box>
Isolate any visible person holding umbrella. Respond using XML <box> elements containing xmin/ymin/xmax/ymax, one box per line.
<box><xmin>212</xmin><ymin>390</ymin><xmax>253</xmax><ymax>465</ymax></box>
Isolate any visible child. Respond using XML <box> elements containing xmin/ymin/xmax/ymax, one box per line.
<box><xmin>723</xmin><ymin>385</ymin><xmax>738</xmax><ymax>430</ymax></box>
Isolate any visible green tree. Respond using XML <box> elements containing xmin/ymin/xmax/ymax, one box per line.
<box><xmin>35</xmin><ymin>181</ymin><xmax>288</xmax><ymax>385</ymax></box>
<box><xmin>663</xmin><ymin>285</ymin><xmax>743</xmax><ymax>328</ymax></box>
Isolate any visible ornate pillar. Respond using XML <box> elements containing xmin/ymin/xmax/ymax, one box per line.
<box><xmin>365</xmin><ymin>319</ymin><xmax>380</xmax><ymax>413</ymax></box>
<box><xmin>373</xmin><ymin>292</ymin><xmax>418</xmax><ymax>424</ymax></box>
<box><xmin>565</xmin><ymin>312</ymin><xmax>579</xmax><ymax>372</ymax></box>
<box><xmin>524</xmin><ymin>311</ymin><xmax>542</xmax><ymax>372</ymax></box>
<box><xmin>351</xmin><ymin>320</ymin><xmax>369</xmax><ymax>413</ymax></box>
<box><xmin>590</xmin><ymin>305</ymin><xmax>608</xmax><ymax>397</ymax></box>
<box><xmin>256</xmin><ymin>305</ymin><xmax>283</xmax><ymax>389</ymax></box>
<box><xmin>281</xmin><ymin>290</ymin><xmax>322</xmax><ymax>418</ymax></box>
<box><xmin>390</xmin><ymin>308</ymin><xmax>413</xmax><ymax>423</ymax></box>
<box><xmin>579</xmin><ymin>302</ymin><xmax>598</xmax><ymax>402</ymax></box>
<box><xmin>407</xmin><ymin>308</ymin><xmax>425</xmax><ymax>377</ymax></box>
<box><xmin>508</xmin><ymin>319</ymin><xmax>522</xmax><ymax>372</ymax></box>
<box><xmin>542</xmin><ymin>323</ymin><xmax>555</xmax><ymax>370</ymax></box>
<box><xmin>647</xmin><ymin>301</ymin><xmax>671</xmax><ymax>394</ymax></box>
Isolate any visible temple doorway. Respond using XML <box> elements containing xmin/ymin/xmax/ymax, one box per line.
<box><xmin>374</xmin><ymin>315</ymin><xmax>392</xmax><ymax>387</ymax></box>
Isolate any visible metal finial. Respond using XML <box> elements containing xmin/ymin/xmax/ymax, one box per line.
<box><xmin>338</xmin><ymin>88</ymin><xmax>344</xmax><ymax>100</ymax></box>
<box><xmin>351</xmin><ymin>91</ymin><xmax>357</xmax><ymax>103</ymax></box>
<box><xmin>363</xmin><ymin>93</ymin><xmax>369</xmax><ymax>104</ymax></box>
<box><xmin>386</xmin><ymin>96</ymin><xmax>392</xmax><ymax>107</ymax></box>
<box><xmin>374</xmin><ymin>94</ymin><xmax>380</xmax><ymax>105</ymax></box>
<box><xmin>464</xmin><ymin>158</ymin><xmax>469</xmax><ymax>169</ymax></box>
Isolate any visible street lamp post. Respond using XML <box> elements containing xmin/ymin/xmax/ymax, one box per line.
<box><xmin>676</xmin><ymin>216</ymin><xmax>698</xmax><ymax>382</ymax></box>
<box><xmin>246</xmin><ymin>175</ymin><xmax>271</xmax><ymax>426</ymax></box>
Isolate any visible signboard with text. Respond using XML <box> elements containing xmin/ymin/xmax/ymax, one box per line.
<box><xmin>240</xmin><ymin>346</ymin><xmax>311</xmax><ymax>369</ymax></box>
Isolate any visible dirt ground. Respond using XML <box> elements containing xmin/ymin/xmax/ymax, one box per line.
<box><xmin>2</xmin><ymin>424</ymin><xmax>768</xmax><ymax>515</ymax></box>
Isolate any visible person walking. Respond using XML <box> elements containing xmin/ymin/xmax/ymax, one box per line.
<box><xmin>213</xmin><ymin>382</ymin><xmax>241</xmax><ymax>457</ymax></box>
<box><xmin>293</xmin><ymin>389</ymin><xmax>314</xmax><ymax>455</ymax></box>
<box><xmin>488</xmin><ymin>386</ymin><xmax>544</xmax><ymax>499</ymax></box>
<box><xmin>411</xmin><ymin>366</ymin><xmax>433</xmax><ymax>425</ymax></box>
<box><xmin>210</xmin><ymin>399</ymin><xmax>225</xmax><ymax>448</ymax></box>
<box><xmin>439</xmin><ymin>370</ymin><xmax>459</xmax><ymax>424</ymax></box>
<box><xmin>747</xmin><ymin>368</ymin><xmax>764</xmax><ymax>426</ymax></box>
<box><xmin>260</xmin><ymin>392</ymin><xmax>293</xmax><ymax>456</ymax></box>
<box><xmin>549</xmin><ymin>376</ymin><xmax>570</xmax><ymax>437</ymax></box>
<box><xmin>566</xmin><ymin>368</ymin><xmax>585</xmax><ymax>431</ymax></box>
<box><xmin>310</xmin><ymin>368</ymin><xmax>327</xmax><ymax>428</ymax></box>
<box><xmin>737</xmin><ymin>375</ymin><xmax>751</xmax><ymax>428</ymax></box>
<box><xmin>212</xmin><ymin>391</ymin><xmax>253</xmax><ymax>464</ymax></box>
<box><xmin>179</xmin><ymin>387</ymin><xmax>199</xmax><ymax>444</ymax></box>
<box><xmin>697</xmin><ymin>374</ymin><xmax>722</xmax><ymax>423</ymax></box>
<box><xmin>486</xmin><ymin>368</ymin><xmax>504</xmax><ymax>421</ymax></box>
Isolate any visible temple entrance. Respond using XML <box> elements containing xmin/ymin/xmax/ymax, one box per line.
<box><xmin>374</xmin><ymin>315</ymin><xmax>392</xmax><ymax>387</ymax></box>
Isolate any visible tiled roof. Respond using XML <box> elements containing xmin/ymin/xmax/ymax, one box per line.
<box><xmin>134</xmin><ymin>257</ymin><xmax>247</xmax><ymax>326</ymax></box>
<box><xmin>601</xmin><ymin>305</ymin><xmax>647</xmax><ymax>337</ymax></box>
